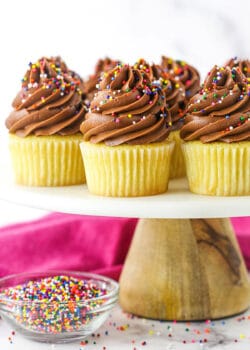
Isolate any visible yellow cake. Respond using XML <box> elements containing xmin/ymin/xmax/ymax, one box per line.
<box><xmin>182</xmin><ymin>141</ymin><xmax>250</xmax><ymax>196</ymax></box>
<box><xmin>168</xmin><ymin>129</ymin><xmax>186</xmax><ymax>178</ymax></box>
<box><xmin>9</xmin><ymin>134</ymin><xmax>85</xmax><ymax>186</ymax></box>
<box><xmin>80</xmin><ymin>141</ymin><xmax>173</xmax><ymax>197</ymax></box>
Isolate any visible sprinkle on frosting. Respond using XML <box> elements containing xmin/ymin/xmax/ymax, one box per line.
<box><xmin>5</xmin><ymin>57</ymin><xmax>87</xmax><ymax>137</ymax></box>
<box><xmin>160</xmin><ymin>56</ymin><xmax>200</xmax><ymax>99</ymax></box>
<box><xmin>80</xmin><ymin>62</ymin><xmax>172</xmax><ymax>146</ymax></box>
<box><xmin>133</xmin><ymin>59</ymin><xmax>187</xmax><ymax>130</ymax></box>
<box><xmin>180</xmin><ymin>65</ymin><xmax>250</xmax><ymax>143</ymax></box>
<box><xmin>84</xmin><ymin>57</ymin><xmax>121</xmax><ymax>104</ymax></box>
<box><xmin>225</xmin><ymin>57</ymin><xmax>250</xmax><ymax>78</ymax></box>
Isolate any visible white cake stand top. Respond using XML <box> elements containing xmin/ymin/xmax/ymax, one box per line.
<box><xmin>0</xmin><ymin>163</ymin><xmax>249</xmax><ymax>218</ymax></box>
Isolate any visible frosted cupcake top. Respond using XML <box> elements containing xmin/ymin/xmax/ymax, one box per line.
<box><xmin>133</xmin><ymin>58</ymin><xmax>162</xmax><ymax>81</ymax></box>
<box><xmin>134</xmin><ymin>59</ymin><xmax>186</xmax><ymax>130</ymax></box>
<box><xmin>80</xmin><ymin>63</ymin><xmax>171</xmax><ymax>146</ymax></box>
<box><xmin>180</xmin><ymin>65</ymin><xmax>250</xmax><ymax>143</ymax></box>
<box><xmin>84</xmin><ymin>57</ymin><xmax>121</xmax><ymax>104</ymax></box>
<box><xmin>160</xmin><ymin>56</ymin><xmax>200</xmax><ymax>99</ymax></box>
<box><xmin>225</xmin><ymin>57</ymin><xmax>250</xmax><ymax>78</ymax></box>
<box><xmin>6</xmin><ymin>57</ymin><xmax>86</xmax><ymax>137</ymax></box>
<box><xmin>160</xmin><ymin>75</ymin><xmax>186</xmax><ymax>130</ymax></box>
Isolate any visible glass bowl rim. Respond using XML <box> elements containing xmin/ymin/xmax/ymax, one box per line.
<box><xmin>0</xmin><ymin>270</ymin><xmax>119</xmax><ymax>307</ymax></box>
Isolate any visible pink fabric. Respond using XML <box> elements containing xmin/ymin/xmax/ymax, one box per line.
<box><xmin>0</xmin><ymin>214</ymin><xmax>248</xmax><ymax>281</ymax></box>
<box><xmin>0</xmin><ymin>213</ymin><xmax>137</xmax><ymax>280</ymax></box>
<box><xmin>231</xmin><ymin>217</ymin><xmax>250</xmax><ymax>270</ymax></box>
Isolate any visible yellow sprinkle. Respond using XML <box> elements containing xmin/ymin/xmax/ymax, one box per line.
<box><xmin>128</xmin><ymin>114</ymin><xmax>132</xmax><ymax>118</ymax></box>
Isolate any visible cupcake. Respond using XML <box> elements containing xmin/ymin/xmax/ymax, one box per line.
<box><xmin>134</xmin><ymin>58</ymin><xmax>187</xmax><ymax>178</ymax></box>
<box><xmin>180</xmin><ymin>65</ymin><xmax>250</xmax><ymax>196</ymax></box>
<box><xmin>225</xmin><ymin>57</ymin><xmax>250</xmax><ymax>78</ymax></box>
<box><xmin>160</xmin><ymin>74</ymin><xmax>187</xmax><ymax>178</ymax></box>
<box><xmin>80</xmin><ymin>63</ymin><xmax>174</xmax><ymax>197</ymax></box>
<box><xmin>84</xmin><ymin>57</ymin><xmax>121</xmax><ymax>105</ymax></box>
<box><xmin>159</xmin><ymin>56</ymin><xmax>201</xmax><ymax>179</ymax></box>
<box><xmin>5</xmin><ymin>57</ymin><xmax>87</xmax><ymax>186</ymax></box>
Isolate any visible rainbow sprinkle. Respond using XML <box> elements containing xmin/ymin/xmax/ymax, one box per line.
<box><xmin>0</xmin><ymin>275</ymin><xmax>108</xmax><ymax>334</ymax></box>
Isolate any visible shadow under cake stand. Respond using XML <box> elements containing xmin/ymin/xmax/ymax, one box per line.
<box><xmin>0</xmin><ymin>173</ymin><xmax>249</xmax><ymax>321</ymax></box>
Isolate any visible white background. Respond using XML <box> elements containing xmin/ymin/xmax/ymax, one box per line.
<box><xmin>0</xmin><ymin>0</ymin><xmax>249</xmax><ymax>225</ymax></box>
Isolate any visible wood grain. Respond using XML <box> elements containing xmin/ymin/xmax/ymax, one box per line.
<box><xmin>119</xmin><ymin>218</ymin><xmax>250</xmax><ymax>320</ymax></box>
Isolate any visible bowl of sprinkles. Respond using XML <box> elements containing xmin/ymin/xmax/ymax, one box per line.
<box><xmin>0</xmin><ymin>271</ymin><xmax>119</xmax><ymax>343</ymax></box>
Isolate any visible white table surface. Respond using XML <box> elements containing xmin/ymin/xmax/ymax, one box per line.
<box><xmin>0</xmin><ymin>304</ymin><xmax>250</xmax><ymax>350</ymax></box>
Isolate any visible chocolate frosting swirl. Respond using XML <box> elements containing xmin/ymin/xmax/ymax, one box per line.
<box><xmin>160</xmin><ymin>76</ymin><xmax>186</xmax><ymax>130</ymax></box>
<box><xmin>133</xmin><ymin>58</ymin><xmax>162</xmax><ymax>81</ymax></box>
<box><xmin>80</xmin><ymin>64</ymin><xmax>171</xmax><ymax>146</ymax></box>
<box><xmin>84</xmin><ymin>57</ymin><xmax>120</xmax><ymax>103</ymax></box>
<box><xmin>180</xmin><ymin>65</ymin><xmax>250</xmax><ymax>143</ymax></box>
<box><xmin>134</xmin><ymin>59</ymin><xmax>186</xmax><ymax>130</ymax></box>
<box><xmin>225</xmin><ymin>57</ymin><xmax>250</xmax><ymax>78</ymax></box>
<box><xmin>21</xmin><ymin>56</ymin><xmax>84</xmax><ymax>92</ymax></box>
<box><xmin>161</xmin><ymin>56</ymin><xmax>200</xmax><ymax>99</ymax></box>
<box><xmin>6</xmin><ymin>57</ymin><xmax>86</xmax><ymax>137</ymax></box>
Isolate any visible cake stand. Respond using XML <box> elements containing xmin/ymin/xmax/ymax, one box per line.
<box><xmin>0</xmin><ymin>163</ymin><xmax>249</xmax><ymax>322</ymax></box>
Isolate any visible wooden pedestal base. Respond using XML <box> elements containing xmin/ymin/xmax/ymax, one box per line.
<box><xmin>119</xmin><ymin>218</ymin><xmax>250</xmax><ymax>320</ymax></box>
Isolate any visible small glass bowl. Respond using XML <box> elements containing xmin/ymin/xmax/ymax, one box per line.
<box><xmin>0</xmin><ymin>271</ymin><xmax>119</xmax><ymax>343</ymax></box>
